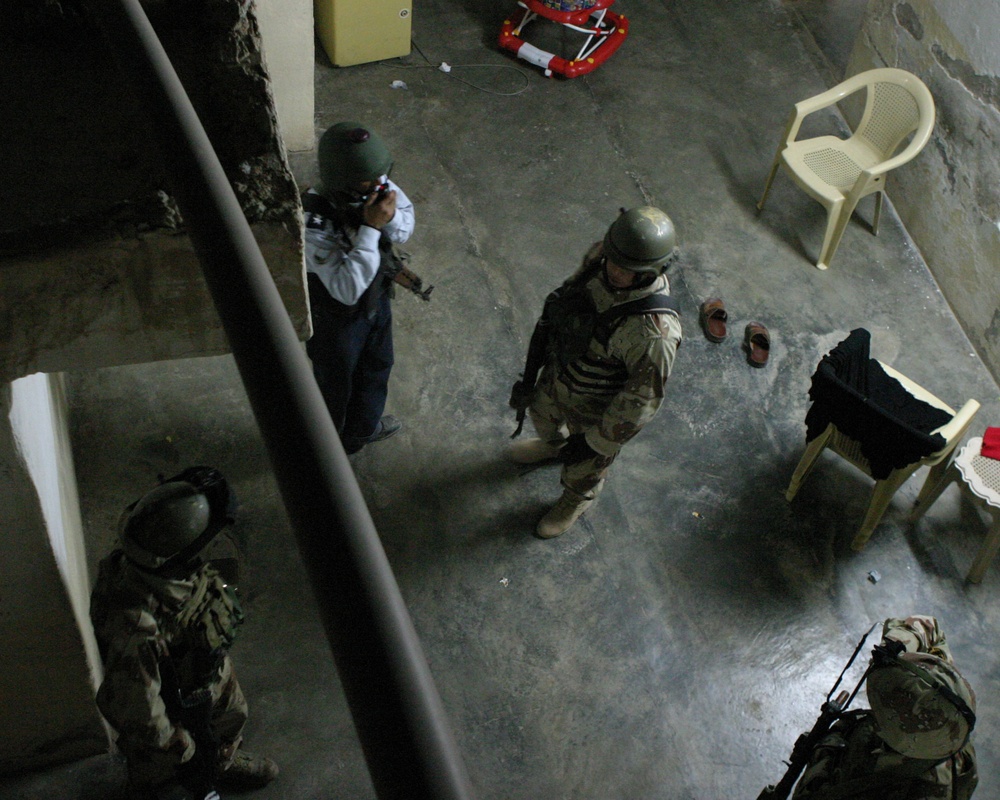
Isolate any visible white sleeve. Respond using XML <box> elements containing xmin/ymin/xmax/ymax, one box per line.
<box><xmin>307</xmin><ymin>224</ymin><xmax>383</xmax><ymax>306</ymax></box>
<box><xmin>381</xmin><ymin>179</ymin><xmax>415</xmax><ymax>244</ymax></box>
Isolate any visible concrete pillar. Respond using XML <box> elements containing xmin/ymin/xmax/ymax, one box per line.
<box><xmin>255</xmin><ymin>0</ymin><xmax>316</xmax><ymax>153</ymax></box>
<box><xmin>0</xmin><ymin>375</ymin><xmax>107</xmax><ymax>776</ymax></box>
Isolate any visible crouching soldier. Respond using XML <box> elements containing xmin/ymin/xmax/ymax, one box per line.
<box><xmin>791</xmin><ymin>615</ymin><xmax>978</xmax><ymax>800</ymax></box>
<box><xmin>508</xmin><ymin>207</ymin><xmax>683</xmax><ymax>538</ymax></box>
<box><xmin>90</xmin><ymin>467</ymin><xmax>278</xmax><ymax>800</ymax></box>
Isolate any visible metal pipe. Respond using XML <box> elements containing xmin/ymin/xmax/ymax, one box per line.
<box><xmin>87</xmin><ymin>2</ymin><xmax>474</xmax><ymax>797</ymax></box>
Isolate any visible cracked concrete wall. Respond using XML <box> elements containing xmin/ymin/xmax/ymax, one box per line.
<box><xmin>848</xmin><ymin>0</ymin><xmax>1000</xmax><ymax>384</ymax></box>
<box><xmin>0</xmin><ymin>0</ymin><xmax>309</xmax><ymax>384</ymax></box>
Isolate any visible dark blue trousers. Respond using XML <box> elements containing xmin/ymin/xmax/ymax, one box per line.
<box><xmin>306</xmin><ymin>278</ymin><xmax>394</xmax><ymax>453</ymax></box>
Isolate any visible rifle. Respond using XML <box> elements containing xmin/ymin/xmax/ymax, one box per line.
<box><xmin>509</xmin><ymin>311</ymin><xmax>551</xmax><ymax>438</ymax></box>
<box><xmin>757</xmin><ymin>623</ymin><xmax>879</xmax><ymax>800</ymax></box>
<box><xmin>160</xmin><ymin>654</ymin><xmax>223</xmax><ymax>800</ymax></box>
<box><xmin>379</xmin><ymin>237</ymin><xmax>433</xmax><ymax>302</ymax></box>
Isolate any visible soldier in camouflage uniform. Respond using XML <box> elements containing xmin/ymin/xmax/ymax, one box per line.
<box><xmin>509</xmin><ymin>207</ymin><xmax>683</xmax><ymax>538</ymax></box>
<box><xmin>90</xmin><ymin>468</ymin><xmax>278</xmax><ymax>800</ymax></box>
<box><xmin>793</xmin><ymin>615</ymin><xmax>978</xmax><ymax>800</ymax></box>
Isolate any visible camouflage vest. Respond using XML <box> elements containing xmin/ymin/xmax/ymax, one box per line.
<box><xmin>542</xmin><ymin>283</ymin><xmax>678</xmax><ymax>369</ymax></box>
<box><xmin>172</xmin><ymin>566</ymin><xmax>245</xmax><ymax>655</ymax></box>
<box><xmin>794</xmin><ymin>710</ymin><xmax>978</xmax><ymax>800</ymax></box>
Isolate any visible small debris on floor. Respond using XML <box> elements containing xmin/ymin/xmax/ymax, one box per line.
<box><xmin>867</xmin><ymin>570</ymin><xmax>881</xmax><ymax>584</ymax></box>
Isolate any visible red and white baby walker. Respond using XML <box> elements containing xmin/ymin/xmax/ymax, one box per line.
<box><xmin>498</xmin><ymin>0</ymin><xmax>629</xmax><ymax>78</ymax></box>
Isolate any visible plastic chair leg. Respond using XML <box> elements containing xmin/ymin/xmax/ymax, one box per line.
<box><xmin>967</xmin><ymin>512</ymin><xmax>1000</xmax><ymax>584</ymax></box>
<box><xmin>851</xmin><ymin>468</ymin><xmax>913</xmax><ymax>550</ymax></box>
<box><xmin>908</xmin><ymin>461</ymin><xmax>958</xmax><ymax>523</ymax></box>
<box><xmin>785</xmin><ymin>428</ymin><xmax>832</xmax><ymax>501</ymax></box>
<box><xmin>815</xmin><ymin>198</ymin><xmax>852</xmax><ymax>271</ymax></box>
<box><xmin>872</xmin><ymin>191</ymin><xmax>883</xmax><ymax>236</ymax></box>
<box><xmin>757</xmin><ymin>159</ymin><xmax>781</xmax><ymax>212</ymax></box>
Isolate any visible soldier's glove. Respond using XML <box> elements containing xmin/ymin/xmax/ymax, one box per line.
<box><xmin>559</xmin><ymin>433</ymin><xmax>600</xmax><ymax>466</ymax></box>
<box><xmin>508</xmin><ymin>380</ymin><xmax>536</xmax><ymax>412</ymax></box>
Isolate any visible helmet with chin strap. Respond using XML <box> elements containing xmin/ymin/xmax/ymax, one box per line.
<box><xmin>603</xmin><ymin>206</ymin><xmax>678</xmax><ymax>273</ymax></box>
<box><xmin>866</xmin><ymin>648</ymin><xmax>976</xmax><ymax>760</ymax></box>
<box><xmin>119</xmin><ymin>467</ymin><xmax>233</xmax><ymax>573</ymax></box>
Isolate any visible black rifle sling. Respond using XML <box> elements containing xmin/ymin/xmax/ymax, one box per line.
<box><xmin>593</xmin><ymin>293</ymin><xmax>680</xmax><ymax>347</ymax></box>
<box><xmin>798</xmin><ymin>753</ymin><xmax>947</xmax><ymax>800</ymax></box>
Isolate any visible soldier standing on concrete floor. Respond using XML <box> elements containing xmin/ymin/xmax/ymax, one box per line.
<box><xmin>508</xmin><ymin>207</ymin><xmax>683</xmax><ymax>538</ymax></box>
<box><xmin>90</xmin><ymin>467</ymin><xmax>278</xmax><ymax>800</ymax></box>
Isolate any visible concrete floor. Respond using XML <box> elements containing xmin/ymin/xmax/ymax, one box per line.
<box><xmin>4</xmin><ymin>0</ymin><xmax>1000</xmax><ymax>798</ymax></box>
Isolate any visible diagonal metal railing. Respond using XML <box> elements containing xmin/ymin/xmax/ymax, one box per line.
<box><xmin>87</xmin><ymin>1</ymin><xmax>474</xmax><ymax>797</ymax></box>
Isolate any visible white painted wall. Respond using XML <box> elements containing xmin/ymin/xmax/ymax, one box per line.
<box><xmin>255</xmin><ymin>0</ymin><xmax>316</xmax><ymax>152</ymax></box>
<box><xmin>9</xmin><ymin>373</ymin><xmax>102</xmax><ymax>691</ymax></box>
<box><xmin>1</xmin><ymin>376</ymin><xmax>106</xmax><ymax>774</ymax></box>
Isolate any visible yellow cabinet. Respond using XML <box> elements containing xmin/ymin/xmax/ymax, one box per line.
<box><xmin>315</xmin><ymin>0</ymin><xmax>412</xmax><ymax>67</ymax></box>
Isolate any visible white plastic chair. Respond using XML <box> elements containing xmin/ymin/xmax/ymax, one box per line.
<box><xmin>757</xmin><ymin>68</ymin><xmax>936</xmax><ymax>270</ymax></box>
<box><xmin>785</xmin><ymin>362</ymin><xmax>979</xmax><ymax>550</ymax></box>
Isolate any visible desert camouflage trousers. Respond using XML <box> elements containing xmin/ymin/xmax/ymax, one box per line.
<box><xmin>120</xmin><ymin>655</ymin><xmax>247</xmax><ymax>796</ymax></box>
<box><xmin>529</xmin><ymin>367</ymin><xmax>618</xmax><ymax>500</ymax></box>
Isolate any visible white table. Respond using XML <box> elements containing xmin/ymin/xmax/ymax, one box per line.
<box><xmin>909</xmin><ymin>436</ymin><xmax>1000</xmax><ymax>583</ymax></box>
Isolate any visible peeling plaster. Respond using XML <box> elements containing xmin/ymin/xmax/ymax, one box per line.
<box><xmin>895</xmin><ymin>3</ymin><xmax>924</xmax><ymax>40</ymax></box>
<box><xmin>932</xmin><ymin>44</ymin><xmax>1000</xmax><ymax>112</ymax></box>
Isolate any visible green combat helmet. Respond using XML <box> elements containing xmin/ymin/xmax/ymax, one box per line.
<box><xmin>317</xmin><ymin>121</ymin><xmax>393</xmax><ymax>199</ymax></box>
<box><xmin>603</xmin><ymin>206</ymin><xmax>678</xmax><ymax>273</ymax></box>
<box><xmin>866</xmin><ymin>650</ymin><xmax>977</xmax><ymax>760</ymax></box>
<box><xmin>119</xmin><ymin>467</ymin><xmax>232</xmax><ymax>573</ymax></box>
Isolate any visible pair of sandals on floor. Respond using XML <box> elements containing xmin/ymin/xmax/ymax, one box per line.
<box><xmin>699</xmin><ymin>298</ymin><xmax>769</xmax><ymax>367</ymax></box>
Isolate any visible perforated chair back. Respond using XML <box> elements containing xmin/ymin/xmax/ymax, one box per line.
<box><xmin>758</xmin><ymin>68</ymin><xmax>935</xmax><ymax>270</ymax></box>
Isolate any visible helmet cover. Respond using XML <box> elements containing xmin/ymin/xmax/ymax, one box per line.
<box><xmin>867</xmin><ymin>651</ymin><xmax>976</xmax><ymax>759</ymax></box>
<box><xmin>317</xmin><ymin>121</ymin><xmax>393</xmax><ymax>197</ymax></box>
<box><xmin>119</xmin><ymin>482</ymin><xmax>211</xmax><ymax>571</ymax></box>
<box><xmin>603</xmin><ymin>206</ymin><xmax>678</xmax><ymax>273</ymax></box>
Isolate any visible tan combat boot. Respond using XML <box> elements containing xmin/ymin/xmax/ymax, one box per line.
<box><xmin>217</xmin><ymin>750</ymin><xmax>280</xmax><ymax>790</ymax></box>
<box><xmin>509</xmin><ymin>437</ymin><xmax>564</xmax><ymax>464</ymax></box>
<box><xmin>536</xmin><ymin>489</ymin><xmax>594</xmax><ymax>538</ymax></box>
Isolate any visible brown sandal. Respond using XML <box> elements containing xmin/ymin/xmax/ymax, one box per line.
<box><xmin>699</xmin><ymin>298</ymin><xmax>728</xmax><ymax>343</ymax></box>
<box><xmin>744</xmin><ymin>322</ymin><xmax>770</xmax><ymax>367</ymax></box>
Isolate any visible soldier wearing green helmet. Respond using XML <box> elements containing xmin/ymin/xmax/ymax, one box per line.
<box><xmin>508</xmin><ymin>206</ymin><xmax>683</xmax><ymax>538</ymax></box>
<box><xmin>90</xmin><ymin>468</ymin><xmax>278</xmax><ymax>800</ymax></box>
<box><xmin>791</xmin><ymin>615</ymin><xmax>978</xmax><ymax>800</ymax></box>
<box><xmin>303</xmin><ymin>121</ymin><xmax>415</xmax><ymax>454</ymax></box>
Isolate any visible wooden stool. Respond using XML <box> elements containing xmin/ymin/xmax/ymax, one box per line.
<box><xmin>909</xmin><ymin>436</ymin><xmax>1000</xmax><ymax>583</ymax></box>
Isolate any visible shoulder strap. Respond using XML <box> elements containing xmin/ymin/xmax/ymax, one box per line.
<box><xmin>800</xmin><ymin>755</ymin><xmax>947</xmax><ymax>800</ymax></box>
<box><xmin>599</xmin><ymin>293</ymin><xmax>680</xmax><ymax>327</ymax></box>
<box><xmin>301</xmin><ymin>190</ymin><xmax>335</xmax><ymax>217</ymax></box>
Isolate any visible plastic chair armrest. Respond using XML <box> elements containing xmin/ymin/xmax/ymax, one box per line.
<box><xmin>792</xmin><ymin>81</ymin><xmax>862</xmax><ymax>119</ymax></box>
<box><xmin>933</xmin><ymin>399</ymin><xmax>980</xmax><ymax>445</ymax></box>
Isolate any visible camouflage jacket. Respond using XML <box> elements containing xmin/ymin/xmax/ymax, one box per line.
<box><xmin>548</xmin><ymin>246</ymin><xmax>682</xmax><ymax>457</ymax></box>
<box><xmin>90</xmin><ymin>551</ymin><xmax>241</xmax><ymax>760</ymax></box>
